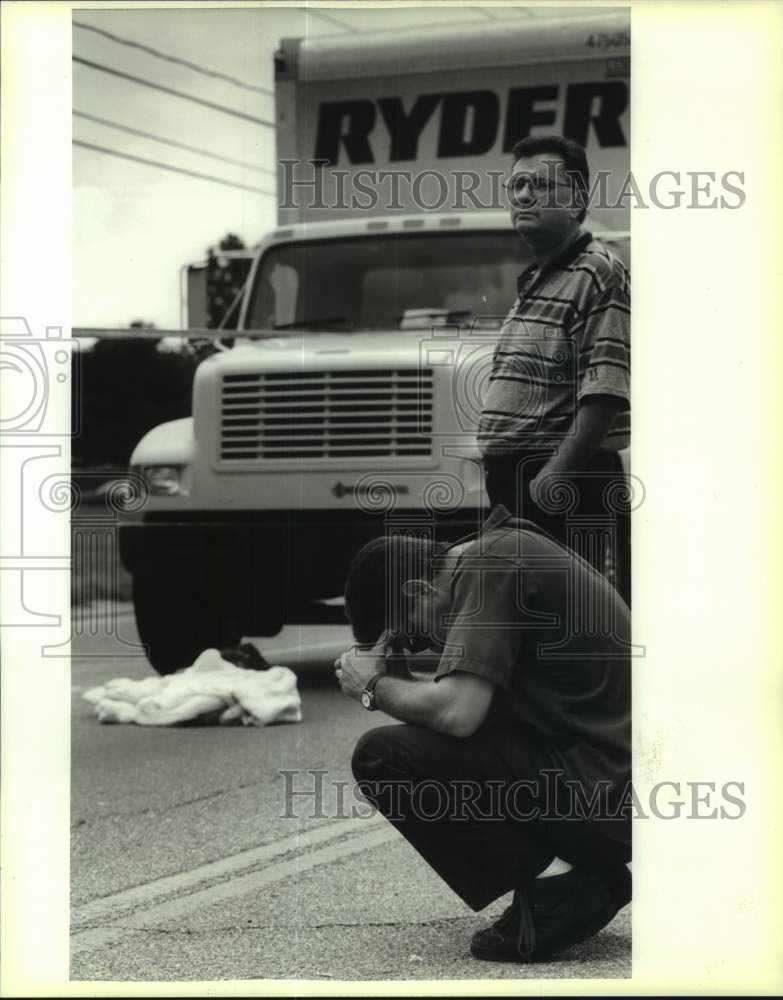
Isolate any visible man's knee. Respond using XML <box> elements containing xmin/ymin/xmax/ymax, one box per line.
<box><xmin>351</xmin><ymin>726</ymin><xmax>399</xmax><ymax>782</ymax></box>
<box><xmin>352</xmin><ymin>722</ymin><xmax>465</xmax><ymax>790</ymax></box>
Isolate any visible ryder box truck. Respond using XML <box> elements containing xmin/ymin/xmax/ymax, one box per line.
<box><xmin>120</xmin><ymin>13</ymin><xmax>631</xmax><ymax>673</ymax></box>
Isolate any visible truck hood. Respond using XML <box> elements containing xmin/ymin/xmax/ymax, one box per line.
<box><xmin>206</xmin><ymin>330</ymin><xmax>446</xmax><ymax>373</ymax></box>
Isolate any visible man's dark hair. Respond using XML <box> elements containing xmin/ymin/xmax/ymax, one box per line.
<box><xmin>344</xmin><ymin>535</ymin><xmax>446</xmax><ymax>645</ymax></box>
<box><xmin>510</xmin><ymin>134</ymin><xmax>590</xmax><ymax>222</ymax></box>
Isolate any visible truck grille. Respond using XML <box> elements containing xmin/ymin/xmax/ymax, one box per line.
<box><xmin>219</xmin><ymin>369</ymin><xmax>434</xmax><ymax>460</ymax></box>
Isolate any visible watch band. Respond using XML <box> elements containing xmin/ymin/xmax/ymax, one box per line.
<box><xmin>361</xmin><ymin>672</ymin><xmax>385</xmax><ymax>711</ymax></box>
<box><xmin>365</xmin><ymin>672</ymin><xmax>384</xmax><ymax>695</ymax></box>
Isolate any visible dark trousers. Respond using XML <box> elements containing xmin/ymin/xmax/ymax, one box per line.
<box><xmin>352</xmin><ymin>723</ymin><xmax>631</xmax><ymax>913</ymax></box>
<box><xmin>482</xmin><ymin>449</ymin><xmax>631</xmax><ymax>606</ymax></box>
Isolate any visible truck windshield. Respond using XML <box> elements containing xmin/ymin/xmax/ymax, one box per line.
<box><xmin>244</xmin><ymin>230</ymin><xmax>630</xmax><ymax>332</ymax></box>
<box><xmin>245</xmin><ymin>231</ymin><xmax>526</xmax><ymax>332</ymax></box>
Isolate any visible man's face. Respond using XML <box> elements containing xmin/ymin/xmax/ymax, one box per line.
<box><xmin>506</xmin><ymin>152</ymin><xmax>581</xmax><ymax>246</ymax></box>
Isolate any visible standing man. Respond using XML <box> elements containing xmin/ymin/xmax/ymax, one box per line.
<box><xmin>479</xmin><ymin>134</ymin><xmax>631</xmax><ymax>602</ymax></box>
<box><xmin>337</xmin><ymin>507</ymin><xmax>632</xmax><ymax>963</ymax></box>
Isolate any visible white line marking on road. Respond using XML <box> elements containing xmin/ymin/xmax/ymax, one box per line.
<box><xmin>74</xmin><ymin>815</ymin><xmax>383</xmax><ymax>928</ymax></box>
<box><xmin>254</xmin><ymin>641</ymin><xmax>351</xmax><ymax>660</ymax></box>
<box><xmin>72</xmin><ymin>823</ymin><xmax>394</xmax><ymax>956</ymax></box>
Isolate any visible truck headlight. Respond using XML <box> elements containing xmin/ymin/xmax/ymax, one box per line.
<box><xmin>142</xmin><ymin>465</ymin><xmax>184</xmax><ymax>496</ymax></box>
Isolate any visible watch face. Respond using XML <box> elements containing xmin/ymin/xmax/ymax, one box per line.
<box><xmin>361</xmin><ymin>691</ymin><xmax>372</xmax><ymax>710</ymax></box>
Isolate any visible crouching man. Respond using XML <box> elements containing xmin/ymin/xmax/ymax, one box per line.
<box><xmin>335</xmin><ymin>504</ymin><xmax>632</xmax><ymax>963</ymax></box>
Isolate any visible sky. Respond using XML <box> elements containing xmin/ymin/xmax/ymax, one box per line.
<box><xmin>72</xmin><ymin>4</ymin><xmax>583</xmax><ymax>330</ymax></box>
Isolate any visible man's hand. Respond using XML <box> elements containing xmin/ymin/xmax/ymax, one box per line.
<box><xmin>336</xmin><ymin>632</ymin><xmax>495</xmax><ymax>735</ymax></box>
<box><xmin>334</xmin><ymin>634</ymin><xmax>389</xmax><ymax>702</ymax></box>
<box><xmin>529</xmin><ymin>464</ymin><xmax>571</xmax><ymax>509</ymax></box>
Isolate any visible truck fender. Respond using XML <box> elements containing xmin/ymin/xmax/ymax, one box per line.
<box><xmin>129</xmin><ymin>418</ymin><xmax>194</xmax><ymax>467</ymax></box>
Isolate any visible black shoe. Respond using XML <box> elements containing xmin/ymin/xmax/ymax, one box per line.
<box><xmin>219</xmin><ymin>642</ymin><xmax>272</xmax><ymax>672</ymax></box>
<box><xmin>602</xmin><ymin>861</ymin><xmax>632</xmax><ymax>910</ymax></box>
<box><xmin>470</xmin><ymin>893</ymin><xmax>536</xmax><ymax>963</ymax></box>
<box><xmin>470</xmin><ymin>869</ymin><xmax>618</xmax><ymax>963</ymax></box>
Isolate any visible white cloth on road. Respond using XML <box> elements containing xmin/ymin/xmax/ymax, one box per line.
<box><xmin>83</xmin><ymin>649</ymin><xmax>302</xmax><ymax>726</ymax></box>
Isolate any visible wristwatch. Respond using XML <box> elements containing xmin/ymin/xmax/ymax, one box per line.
<box><xmin>360</xmin><ymin>673</ymin><xmax>384</xmax><ymax>711</ymax></box>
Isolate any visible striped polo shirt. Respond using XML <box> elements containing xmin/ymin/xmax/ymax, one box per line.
<box><xmin>478</xmin><ymin>230</ymin><xmax>631</xmax><ymax>457</ymax></box>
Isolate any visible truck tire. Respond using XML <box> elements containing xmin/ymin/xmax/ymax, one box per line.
<box><xmin>132</xmin><ymin>570</ymin><xmax>245</xmax><ymax>675</ymax></box>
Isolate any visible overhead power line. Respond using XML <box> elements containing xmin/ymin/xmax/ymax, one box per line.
<box><xmin>73</xmin><ymin>109</ymin><xmax>276</xmax><ymax>176</ymax></box>
<box><xmin>73</xmin><ymin>21</ymin><xmax>274</xmax><ymax>96</ymax></box>
<box><xmin>304</xmin><ymin>15</ymin><xmax>519</xmax><ymax>37</ymax></box>
<box><xmin>73</xmin><ymin>57</ymin><xmax>274</xmax><ymax>128</ymax></box>
<box><xmin>73</xmin><ymin>139</ymin><xmax>276</xmax><ymax>196</ymax></box>
<box><xmin>303</xmin><ymin>9</ymin><xmax>360</xmax><ymax>31</ymax></box>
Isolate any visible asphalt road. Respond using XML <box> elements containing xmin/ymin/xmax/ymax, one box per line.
<box><xmin>71</xmin><ymin>605</ymin><xmax>631</xmax><ymax>983</ymax></box>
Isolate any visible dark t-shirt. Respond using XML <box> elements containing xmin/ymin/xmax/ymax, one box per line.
<box><xmin>433</xmin><ymin>504</ymin><xmax>632</xmax><ymax>801</ymax></box>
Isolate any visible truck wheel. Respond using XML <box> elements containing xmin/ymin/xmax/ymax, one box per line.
<box><xmin>132</xmin><ymin>571</ymin><xmax>244</xmax><ymax>675</ymax></box>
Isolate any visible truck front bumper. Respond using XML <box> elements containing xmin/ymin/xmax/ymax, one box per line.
<box><xmin>119</xmin><ymin>508</ymin><xmax>486</xmax><ymax>599</ymax></box>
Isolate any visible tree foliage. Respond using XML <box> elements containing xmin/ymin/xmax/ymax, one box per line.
<box><xmin>206</xmin><ymin>233</ymin><xmax>252</xmax><ymax>331</ymax></box>
<box><xmin>72</xmin><ymin>337</ymin><xmax>198</xmax><ymax>468</ymax></box>
<box><xmin>73</xmin><ymin>231</ymin><xmax>254</xmax><ymax>468</ymax></box>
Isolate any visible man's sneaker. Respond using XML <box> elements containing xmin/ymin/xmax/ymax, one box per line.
<box><xmin>470</xmin><ymin>869</ymin><xmax>618</xmax><ymax>963</ymax></box>
<box><xmin>470</xmin><ymin>892</ymin><xmax>536</xmax><ymax>962</ymax></box>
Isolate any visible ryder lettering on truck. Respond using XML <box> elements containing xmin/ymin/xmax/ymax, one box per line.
<box><xmin>314</xmin><ymin>82</ymin><xmax>628</xmax><ymax>165</ymax></box>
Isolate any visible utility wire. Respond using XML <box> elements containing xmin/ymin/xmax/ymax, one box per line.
<box><xmin>471</xmin><ymin>7</ymin><xmax>539</xmax><ymax>19</ymax></box>
<box><xmin>304</xmin><ymin>15</ymin><xmax>511</xmax><ymax>36</ymax></box>
<box><xmin>73</xmin><ymin>21</ymin><xmax>274</xmax><ymax>96</ymax></box>
<box><xmin>216</xmin><ymin>275</ymin><xmax>253</xmax><ymax>331</ymax></box>
<box><xmin>74</xmin><ymin>109</ymin><xmax>276</xmax><ymax>176</ymax></box>
<box><xmin>73</xmin><ymin>57</ymin><xmax>274</xmax><ymax>127</ymax></box>
<box><xmin>302</xmin><ymin>9</ymin><xmax>360</xmax><ymax>31</ymax></box>
<box><xmin>73</xmin><ymin>139</ymin><xmax>276</xmax><ymax>196</ymax></box>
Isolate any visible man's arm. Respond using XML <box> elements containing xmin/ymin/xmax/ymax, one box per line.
<box><xmin>530</xmin><ymin>249</ymin><xmax>630</xmax><ymax>500</ymax></box>
<box><xmin>551</xmin><ymin>394</ymin><xmax>626</xmax><ymax>471</ymax></box>
<box><xmin>529</xmin><ymin>395</ymin><xmax>625</xmax><ymax>504</ymax></box>
<box><xmin>374</xmin><ymin>672</ymin><xmax>494</xmax><ymax>738</ymax></box>
<box><xmin>336</xmin><ymin>641</ymin><xmax>495</xmax><ymax>739</ymax></box>
<box><xmin>532</xmin><ymin>254</ymin><xmax>630</xmax><ymax>490</ymax></box>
